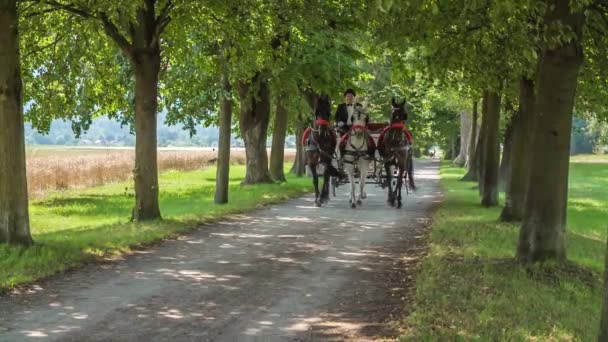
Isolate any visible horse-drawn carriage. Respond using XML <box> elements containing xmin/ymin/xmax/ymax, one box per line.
<box><xmin>304</xmin><ymin>96</ymin><xmax>413</xmax><ymax>208</ymax></box>
<box><xmin>329</xmin><ymin>122</ymin><xmax>405</xmax><ymax>196</ymax></box>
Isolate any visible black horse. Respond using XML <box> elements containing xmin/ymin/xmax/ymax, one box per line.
<box><xmin>379</xmin><ymin>98</ymin><xmax>413</xmax><ymax>208</ymax></box>
<box><xmin>304</xmin><ymin>95</ymin><xmax>341</xmax><ymax>206</ymax></box>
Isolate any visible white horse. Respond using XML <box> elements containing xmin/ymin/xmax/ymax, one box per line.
<box><xmin>341</xmin><ymin>104</ymin><xmax>373</xmax><ymax>208</ymax></box>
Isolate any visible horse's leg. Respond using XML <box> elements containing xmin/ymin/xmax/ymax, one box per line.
<box><xmin>331</xmin><ymin>166</ymin><xmax>337</xmax><ymax>197</ymax></box>
<box><xmin>310</xmin><ymin>158</ymin><xmax>321</xmax><ymax>207</ymax></box>
<box><xmin>358</xmin><ymin>159</ymin><xmax>369</xmax><ymax>204</ymax></box>
<box><xmin>407</xmin><ymin>152</ymin><xmax>416</xmax><ymax>191</ymax></box>
<box><xmin>345</xmin><ymin>163</ymin><xmax>356</xmax><ymax>208</ymax></box>
<box><xmin>321</xmin><ymin>162</ymin><xmax>330</xmax><ymax>203</ymax></box>
<box><xmin>385</xmin><ymin>162</ymin><xmax>395</xmax><ymax>207</ymax></box>
<box><xmin>326</xmin><ymin>161</ymin><xmax>341</xmax><ymax>179</ymax></box>
<box><xmin>396</xmin><ymin>158</ymin><xmax>405</xmax><ymax>209</ymax></box>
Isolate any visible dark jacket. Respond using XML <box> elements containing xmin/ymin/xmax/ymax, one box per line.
<box><xmin>334</xmin><ymin>103</ymin><xmax>352</xmax><ymax>125</ymax></box>
<box><xmin>335</xmin><ymin>103</ymin><xmax>367</xmax><ymax>124</ymax></box>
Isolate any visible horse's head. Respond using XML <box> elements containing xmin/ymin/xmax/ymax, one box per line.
<box><xmin>316</xmin><ymin>95</ymin><xmax>331</xmax><ymax>120</ymax></box>
<box><xmin>390</xmin><ymin>97</ymin><xmax>408</xmax><ymax>123</ymax></box>
<box><xmin>350</xmin><ymin>103</ymin><xmax>368</xmax><ymax>136</ymax></box>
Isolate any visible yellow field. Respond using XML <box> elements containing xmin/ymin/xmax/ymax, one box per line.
<box><xmin>570</xmin><ymin>153</ymin><xmax>608</xmax><ymax>163</ymax></box>
<box><xmin>25</xmin><ymin>146</ymin><xmax>294</xmax><ymax>197</ymax></box>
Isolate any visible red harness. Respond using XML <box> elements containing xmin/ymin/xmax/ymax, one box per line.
<box><xmin>377</xmin><ymin>122</ymin><xmax>413</xmax><ymax>147</ymax></box>
<box><xmin>315</xmin><ymin>118</ymin><xmax>330</xmax><ymax>126</ymax></box>
<box><xmin>339</xmin><ymin>125</ymin><xmax>376</xmax><ymax>150</ymax></box>
<box><xmin>301</xmin><ymin>119</ymin><xmax>336</xmax><ymax>146</ymax></box>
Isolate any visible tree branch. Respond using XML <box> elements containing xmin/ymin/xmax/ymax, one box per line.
<box><xmin>24</xmin><ymin>6</ymin><xmax>61</xmax><ymax>18</ymax></box>
<box><xmin>149</xmin><ymin>0</ymin><xmax>173</xmax><ymax>48</ymax></box>
<box><xmin>156</xmin><ymin>0</ymin><xmax>173</xmax><ymax>27</ymax></box>
<box><xmin>594</xmin><ymin>0</ymin><xmax>608</xmax><ymax>7</ymax></box>
<box><xmin>99</xmin><ymin>11</ymin><xmax>133</xmax><ymax>57</ymax></box>
<box><xmin>156</xmin><ymin>14</ymin><xmax>172</xmax><ymax>36</ymax></box>
<box><xmin>23</xmin><ymin>33</ymin><xmax>64</xmax><ymax>58</ymax></box>
<box><xmin>43</xmin><ymin>0</ymin><xmax>93</xmax><ymax>18</ymax></box>
<box><xmin>128</xmin><ymin>22</ymin><xmax>137</xmax><ymax>42</ymax></box>
<box><xmin>18</xmin><ymin>0</ymin><xmax>43</xmax><ymax>15</ymax></box>
<box><xmin>41</xmin><ymin>1</ymin><xmax>134</xmax><ymax>58</ymax></box>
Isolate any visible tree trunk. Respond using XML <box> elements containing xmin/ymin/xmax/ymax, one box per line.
<box><xmin>130</xmin><ymin>50</ymin><xmax>161</xmax><ymax>221</ymax></box>
<box><xmin>461</xmin><ymin>101</ymin><xmax>480</xmax><ymax>181</ymax></box>
<box><xmin>270</xmin><ymin>93</ymin><xmax>288</xmax><ymax>182</ymax></box>
<box><xmin>214</xmin><ymin>67</ymin><xmax>232</xmax><ymax>204</ymax></box>
<box><xmin>303</xmin><ymin>89</ymin><xmax>319</xmax><ymax>111</ymax></box>
<box><xmin>517</xmin><ymin>0</ymin><xmax>584</xmax><ymax>262</ymax></box>
<box><xmin>238</xmin><ymin>73</ymin><xmax>272</xmax><ymax>184</ymax></box>
<box><xmin>290</xmin><ymin>125</ymin><xmax>306</xmax><ymax>176</ymax></box>
<box><xmin>464</xmin><ymin>101</ymin><xmax>478</xmax><ymax>169</ymax></box>
<box><xmin>453</xmin><ymin>134</ymin><xmax>458</xmax><ymax>159</ymax></box>
<box><xmin>117</xmin><ymin>5</ymin><xmax>165</xmax><ymax>221</ymax></box>
<box><xmin>481</xmin><ymin>91</ymin><xmax>501</xmax><ymax>207</ymax></box>
<box><xmin>499</xmin><ymin>104</ymin><xmax>515</xmax><ymax>192</ymax></box>
<box><xmin>501</xmin><ymin>78</ymin><xmax>536</xmax><ymax>221</ymax></box>
<box><xmin>478</xmin><ymin>92</ymin><xmax>490</xmax><ymax>194</ymax></box>
<box><xmin>599</xmin><ymin>236</ymin><xmax>608</xmax><ymax>341</ymax></box>
<box><xmin>291</xmin><ymin>89</ymin><xmax>318</xmax><ymax>177</ymax></box>
<box><xmin>0</xmin><ymin>0</ymin><xmax>33</xmax><ymax>246</ymax></box>
<box><xmin>444</xmin><ymin>134</ymin><xmax>455</xmax><ymax>160</ymax></box>
<box><xmin>453</xmin><ymin>111</ymin><xmax>471</xmax><ymax>167</ymax></box>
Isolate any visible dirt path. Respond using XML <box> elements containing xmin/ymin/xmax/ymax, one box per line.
<box><xmin>0</xmin><ymin>159</ymin><xmax>441</xmax><ymax>342</ymax></box>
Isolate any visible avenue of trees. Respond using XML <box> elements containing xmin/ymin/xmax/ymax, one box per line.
<box><xmin>2</xmin><ymin>0</ymin><xmax>608</xmax><ymax>336</ymax></box>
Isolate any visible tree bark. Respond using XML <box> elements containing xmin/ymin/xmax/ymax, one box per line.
<box><xmin>130</xmin><ymin>51</ymin><xmax>161</xmax><ymax>221</ymax></box>
<box><xmin>501</xmin><ymin>78</ymin><xmax>536</xmax><ymax>221</ymax></box>
<box><xmin>109</xmin><ymin>5</ymin><xmax>165</xmax><ymax>221</ymax></box>
<box><xmin>444</xmin><ymin>134</ymin><xmax>456</xmax><ymax>160</ymax></box>
<box><xmin>303</xmin><ymin>89</ymin><xmax>319</xmax><ymax>111</ymax></box>
<box><xmin>481</xmin><ymin>91</ymin><xmax>501</xmax><ymax>207</ymax></box>
<box><xmin>453</xmin><ymin>111</ymin><xmax>471</xmax><ymax>167</ymax></box>
<box><xmin>477</xmin><ymin>92</ymin><xmax>490</xmax><ymax>194</ymax></box>
<box><xmin>599</xmin><ymin>236</ymin><xmax>608</xmax><ymax>341</ymax></box>
<box><xmin>291</xmin><ymin>89</ymin><xmax>318</xmax><ymax>177</ymax></box>
<box><xmin>290</xmin><ymin>125</ymin><xmax>306</xmax><ymax>176</ymax></box>
<box><xmin>0</xmin><ymin>0</ymin><xmax>33</xmax><ymax>246</ymax></box>
<box><xmin>461</xmin><ymin>101</ymin><xmax>480</xmax><ymax>181</ymax></box>
<box><xmin>270</xmin><ymin>93</ymin><xmax>288</xmax><ymax>182</ymax></box>
<box><xmin>517</xmin><ymin>0</ymin><xmax>584</xmax><ymax>262</ymax></box>
<box><xmin>238</xmin><ymin>73</ymin><xmax>272</xmax><ymax>184</ymax></box>
<box><xmin>214</xmin><ymin>67</ymin><xmax>232</xmax><ymax>204</ymax></box>
<box><xmin>464</xmin><ymin>101</ymin><xmax>478</xmax><ymax>169</ymax></box>
<box><xmin>499</xmin><ymin>104</ymin><xmax>515</xmax><ymax>192</ymax></box>
<box><xmin>453</xmin><ymin>133</ymin><xmax>460</xmax><ymax>160</ymax></box>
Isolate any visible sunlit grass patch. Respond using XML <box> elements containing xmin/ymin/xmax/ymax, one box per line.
<box><xmin>401</xmin><ymin>161</ymin><xmax>606</xmax><ymax>341</ymax></box>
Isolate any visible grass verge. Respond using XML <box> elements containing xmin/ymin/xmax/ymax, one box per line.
<box><xmin>401</xmin><ymin>161</ymin><xmax>606</xmax><ymax>341</ymax></box>
<box><xmin>0</xmin><ymin>164</ymin><xmax>310</xmax><ymax>290</ymax></box>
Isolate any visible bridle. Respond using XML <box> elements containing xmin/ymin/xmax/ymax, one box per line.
<box><xmin>344</xmin><ymin>108</ymin><xmax>370</xmax><ymax>163</ymax></box>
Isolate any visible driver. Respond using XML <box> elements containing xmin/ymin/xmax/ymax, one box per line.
<box><xmin>334</xmin><ymin>88</ymin><xmax>362</xmax><ymax>136</ymax></box>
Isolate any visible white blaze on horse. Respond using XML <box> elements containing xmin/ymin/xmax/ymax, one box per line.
<box><xmin>340</xmin><ymin>103</ymin><xmax>376</xmax><ymax>208</ymax></box>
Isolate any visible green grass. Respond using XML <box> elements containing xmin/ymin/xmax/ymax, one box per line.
<box><xmin>401</xmin><ymin>161</ymin><xmax>607</xmax><ymax>341</ymax></box>
<box><xmin>0</xmin><ymin>164</ymin><xmax>310</xmax><ymax>290</ymax></box>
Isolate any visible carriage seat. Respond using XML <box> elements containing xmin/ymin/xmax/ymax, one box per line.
<box><xmin>367</xmin><ymin>122</ymin><xmax>389</xmax><ymax>132</ymax></box>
